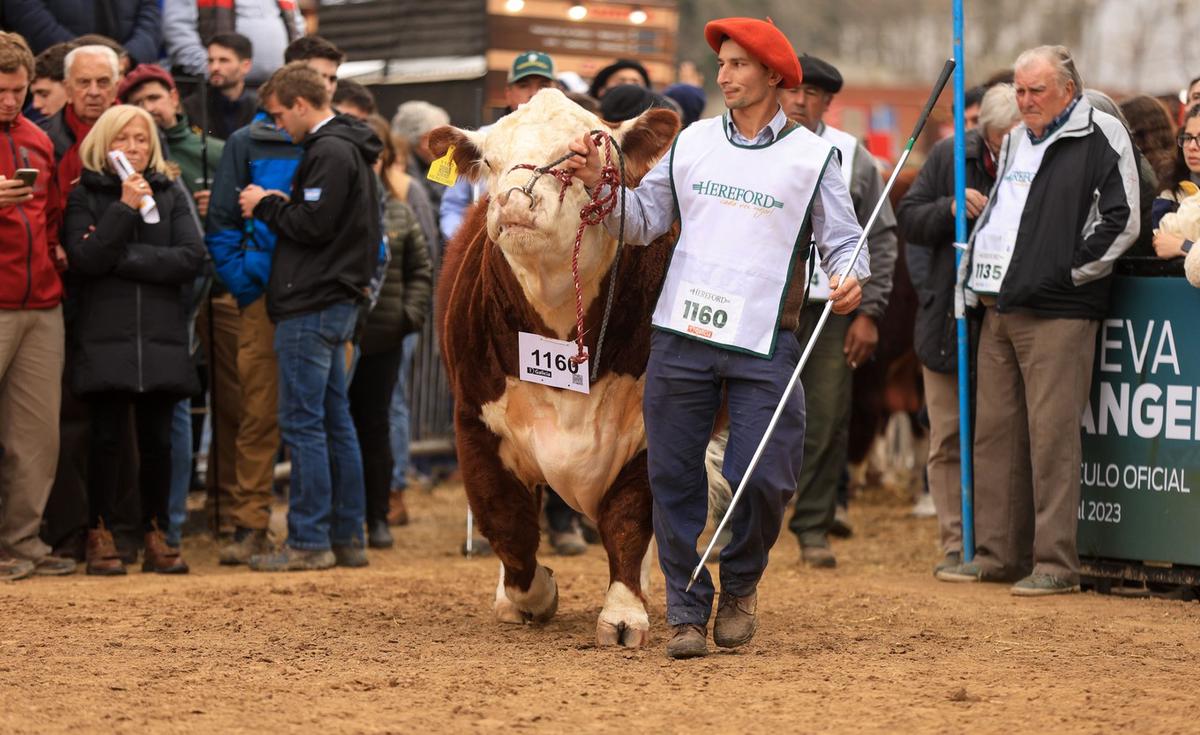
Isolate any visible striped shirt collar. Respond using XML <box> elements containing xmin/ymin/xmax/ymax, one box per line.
<box><xmin>1026</xmin><ymin>95</ymin><xmax>1081</xmax><ymax>145</ymax></box>
<box><xmin>726</xmin><ymin>106</ymin><xmax>790</xmax><ymax>145</ymax></box>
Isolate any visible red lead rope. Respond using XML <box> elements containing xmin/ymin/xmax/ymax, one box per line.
<box><xmin>513</xmin><ymin>130</ymin><xmax>622</xmax><ymax>366</ymax></box>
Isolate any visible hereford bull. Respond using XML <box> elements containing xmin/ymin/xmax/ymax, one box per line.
<box><xmin>428</xmin><ymin>89</ymin><xmax>679</xmax><ymax>647</ymax></box>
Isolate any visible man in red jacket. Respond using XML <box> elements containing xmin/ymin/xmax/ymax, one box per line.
<box><xmin>0</xmin><ymin>32</ymin><xmax>74</xmax><ymax>581</ymax></box>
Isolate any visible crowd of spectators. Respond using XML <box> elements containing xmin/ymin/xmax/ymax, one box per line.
<box><xmin>0</xmin><ymin>7</ymin><xmax>1196</xmax><ymax>592</ymax></box>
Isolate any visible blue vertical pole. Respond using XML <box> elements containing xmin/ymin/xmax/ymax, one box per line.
<box><xmin>952</xmin><ymin>0</ymin><xmax>975</xmax><ymax>561</ymax></box>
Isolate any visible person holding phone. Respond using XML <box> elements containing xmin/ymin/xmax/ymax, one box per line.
<box><xmin>63</xmin><ymin>104</ymin><xmax>205</xmax><ymax>576</ymax></box>
<box><xmin>0</xmin><ymin>31</ymin><xmax>75</xmax><ymax>581</ymax></box>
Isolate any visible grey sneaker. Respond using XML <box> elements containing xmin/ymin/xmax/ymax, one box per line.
<box><xmin>249</xmin><ymin>546</ymin><xmax>336</xmax><ymax>572</ymax></box>
<box><xmin>933</xmin><ymin>551</ymin><xmax>962</xmax><ymax>578</ymax></box>
<box><xmin>1</xmin><ymin>556</ymin><xmax>35</xmax><ymax>581</ymax></box>
<box><xmin>801</xmin><ymin>544</ymin><xmax>837</xmax><ymax>568</ymax></box>
<box><xmin>332</xmin><ymin>542</ymin><xmax>369</xmax><ymax>568</ymax></box>
<box><xmin>220</xmin><ymin>528</ymin><xmax>271</xmax><ymax>566</ymax></box>
<box><xmin>713</xmin><ymin>590</ymin><xmax>758</xmax><ymax>648</ymax></box>
<box><xmin>34</xmin><ymin>555</ymin><xmax>77</xmax><ymax>576</ymax></box>
<box><xmin>665</xmin><ymin>623</ymin><xmax>708</xmax><ymax>659</ymax></box>
<box><xmin>936</xmin><ymin>561</ymin><xmax>1013</xmax><ymax>583</ymax></box>
<box><xmin>1011</xmin><ymin>573</ymin><xmax>1080</xmax><ymax>597</ymax></box>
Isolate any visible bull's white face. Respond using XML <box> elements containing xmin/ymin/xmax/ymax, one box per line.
<box><xmin>465</xmin><ymin>89</ymin><xmax>622</xmax><ymax>336</ymax></box>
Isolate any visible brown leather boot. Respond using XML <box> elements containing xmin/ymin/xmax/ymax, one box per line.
<box><xmin>387</xmin><ymin>489</ymin><xmax>409</xmax><ymax>526</ymax></box>
<box><xmin>143</xmin><ymin>525</ymin><xmax>189</xmax><ymax>574</ymax></box>
<box><xmin>86</xmin><ymin>522</ymin><xmax>126</xmax><ymax>576</ymax></box>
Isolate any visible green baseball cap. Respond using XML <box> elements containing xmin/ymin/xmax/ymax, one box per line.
<box><xmin>509</xmin><ymin>51</ymin><xmax>556</xmax><ymax>83</ymax></box>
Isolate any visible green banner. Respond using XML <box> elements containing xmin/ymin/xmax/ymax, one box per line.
<box><xmin>1079</xmin><ymin>275</ymin><xmax>1200</xmax><ymax>565</ymax></box>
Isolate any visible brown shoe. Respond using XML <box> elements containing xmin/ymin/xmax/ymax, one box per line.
<box><xmin>387</xmin><ymin>489</ymin><xmax>410</xmax><ymax>526</ymax></box>
<box><xmin>86</xmin><ymin>522</ymin><xmax>126</xmax><ymax>576</ymax></box>
<box><xmin>713</xmin><ymin>590</ymin><xmax>758</xmax><ymax>648</ymax></box>
<box><xmin>143</xmin><ymin>526</ymin><xmax>189</xmax><ymax>574</ymax></box>
<box><xmin>665</xmin><ymin>623</ymin><xmax>708</xmax><ymax>659</ymax></box>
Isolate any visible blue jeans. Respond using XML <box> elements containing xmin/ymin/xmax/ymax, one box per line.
<box><xmin>644</xmin><ymin>330</ymin><xmax>806</xmax><ymax>627</ymax></box>
<box><xmin>167</xmin><ymin>398</ymin><xmax>192</xmax><ymax>546</ymax></box>
<box><xmin>389</xmin><ymin>331</ymin><xmax>420</xmax><ymax>488</ymax></box>
<box><xmin>274</xmin><ymin>301</ymin><xmax>366</xmax><ymax>550</ymax></box>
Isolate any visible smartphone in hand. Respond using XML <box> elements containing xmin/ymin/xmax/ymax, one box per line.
<box><xmin>14</xmin><ymin>168</ymin><xmax>38</xmax><ymax>188</ymax></box>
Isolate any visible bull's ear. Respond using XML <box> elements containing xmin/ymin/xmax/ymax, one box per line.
<box><xmin>614</xmin><ymin>109</ymin><xmax>680</xmax><ymax>185</ymax></box>
<box><xmin>427</xmin><ymin>126</ymin><xmax>489</xmax><ymax>183</ymax></box>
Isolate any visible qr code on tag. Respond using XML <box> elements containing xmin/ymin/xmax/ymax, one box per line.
<box><xmin>572</xmin><ymin>374</ymin><xmax>583</xmax><ymax>386</ymax></box>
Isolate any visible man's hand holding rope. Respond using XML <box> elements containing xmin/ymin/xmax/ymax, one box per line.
<box><xmin>565</xmin><ymin>133</ymin><xmax>603</xmax><ymax>190</ymax></box>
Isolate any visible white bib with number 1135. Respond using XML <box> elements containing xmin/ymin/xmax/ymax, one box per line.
<box><xmin>968</xmin><ymin>132</ymin><xmax>1048</xmax><ymax>296</ymax></box>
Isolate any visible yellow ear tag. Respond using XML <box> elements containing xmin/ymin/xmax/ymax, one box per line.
<box><xmin>427</xmin><ymin>145</ymin><xmax>459</xmax><ymax>186</ymax></box>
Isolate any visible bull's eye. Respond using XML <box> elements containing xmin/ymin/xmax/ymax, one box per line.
<box><xmin>483</xmin><ymin>158</ymin><xmax>495</xmax><ymax>172</ymax></box>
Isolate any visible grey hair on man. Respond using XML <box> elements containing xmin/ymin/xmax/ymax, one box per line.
<box><xmin>1014</xmin><ymin>45</ymin><xmax>1083</xmax><ymax>95</ymax></box>
<box><xmin>63</xmin><ymin>44</ymin><xmax>119</xmax><ymax>81</ymax></box>
<box><xmin>391</xmin><ymin>100</ymin><xmax>450</xmax><ymax>149</ymax></box>
<box><xmin>978</xmin><ymin>83</ymin><xmax>1021</xmax><ymax>135</ymax></box>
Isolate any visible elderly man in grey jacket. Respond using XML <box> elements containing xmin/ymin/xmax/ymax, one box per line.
<box><xmin>941</xmin><ymin>46</ymin><xmax>1139</xmax><ymax>595</ymax></box>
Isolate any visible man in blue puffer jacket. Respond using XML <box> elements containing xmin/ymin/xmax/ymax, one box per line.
<box><xmin>205</xmin><ymin>35</ymin><xmax>345</xmax><ymax>564</ymax></box>
<box><xmin>205</xmin><ymin>107</ymin><xmax>300</xmax><ymax>563</ymax></box>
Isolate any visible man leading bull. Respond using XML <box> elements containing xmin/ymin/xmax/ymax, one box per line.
<box><xmin>568</xmin><ymin>17</ymin><xmax>869</xmax><ymax>659</ymax></box>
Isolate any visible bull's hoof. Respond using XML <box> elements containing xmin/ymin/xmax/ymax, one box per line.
<box><xmin>494</xmin><ymin>597</ymin><xmax>528</xmax><ymax>625</ymax></box>
<box><xmin>495</xmin><ymin>564</ymin><xmax>559</xmax><ymax>625</ymax></box>
<box><xmin>596</xmin><ymin>581</ymin><xmax>650</xmax><ymax>648</ymax></box>
<box><xmin>526</xmin><ymin>567</ymin><xmax>558</xmax><ymax>624</ymax></box>
<box><xmin>596</xmin><ymin>618</ymin><xmax>649</xmax><ymax>648</ymax></box>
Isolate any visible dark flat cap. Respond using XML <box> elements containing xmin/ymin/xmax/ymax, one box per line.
<box><xmin>600</xmin><ymin>83</ymin><xmax>674</xmax><ymax>122</ymax></box>
<box><xmin>798</xmin><ymin>54</ymin><xmax>842</xmax><ymax>94</ymax></box>
<box><xmin>588</xmin><ymin>59</ymin><xmax>651</xmax><ymax>99</ymax></box>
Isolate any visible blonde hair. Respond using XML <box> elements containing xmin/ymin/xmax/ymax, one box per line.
<box><xmin>79</xmin><ymin>105</ymin><xmax>171</xmax><ymax>177</ymax></box>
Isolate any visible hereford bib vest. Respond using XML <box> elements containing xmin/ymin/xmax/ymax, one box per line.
<box><xmin>652</xmin><ymin>114</ymin><xmax>834</xmax><ymax>357</ymax></box>
<box><xmin>807</xmin><ymin>124</ymin><xmax>859</xmax><ymax>301</ymax></box>
<box><xmin>967</xmin><ymin>132</ymin><xmax>1049</xmax><ymax>295</ymax></box>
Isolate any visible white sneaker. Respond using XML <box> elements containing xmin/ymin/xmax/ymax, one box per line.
<box><xmin>910</xmin><ymin>492</ymin><xmax>936</xmax><ymax>518</ymax></box>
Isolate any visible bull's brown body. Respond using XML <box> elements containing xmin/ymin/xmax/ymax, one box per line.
<box><xmin>430</xmin><ymin>90</ymin><xmax>678</xmax><ymax>646</ymax></box>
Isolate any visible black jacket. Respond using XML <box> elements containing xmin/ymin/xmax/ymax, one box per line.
<box><xmin>359</xmin><ymin>197</ymin><xmax>433</xmax><ymax>355</ymax></box>
<box><xmin>960</xmin><ymin>98</ymin><xmax>1141</xmax><ymax>320</ymax></box>
<box><xmin>183</xmin><ymin>86</ymin><xmax>259</xmax><ymax>143</ymax></box>
<box><xmin>896</xmin><ymin>129</ymin><xmax>995</xmax><ymax>373</ymax></box>
<box><xmin>255</xmin><ymin>115</ymin><xmax>382</xmax><ymax>322</ymax></box>
<box><xmin>63</xmin><ymin>169</ymin><xmax>205</xmax><ymax>397</ymax></box>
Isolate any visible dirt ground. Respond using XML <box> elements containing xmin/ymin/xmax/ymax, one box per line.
<box><xmin>2</xmin><ymin>481</ymin><xmax>1198</xmax><ymax>735</ymax></box>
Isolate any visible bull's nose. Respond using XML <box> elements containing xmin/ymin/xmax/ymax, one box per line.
<box><xmin>497</xmin><ymin>188</ymin><xmax>512</xmax><ymax>207</ymax></box>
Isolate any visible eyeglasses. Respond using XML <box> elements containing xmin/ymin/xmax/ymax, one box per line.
<box><xmin>1178</xmin><ymin>134</ymin><xmax>1200</xmax><ymax>148</ymax></box>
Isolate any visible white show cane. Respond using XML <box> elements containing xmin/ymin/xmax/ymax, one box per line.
<box><xmin>687</xmin><ymin>59</ymin><xmax>958</xmax><ymax>593</ymax></box>
<box><xmin>466</xmin><ymin>507</ymin><xmax>474</xmax><ymax>557</ymax></box>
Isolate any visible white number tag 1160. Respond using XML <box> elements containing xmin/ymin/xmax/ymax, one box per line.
<box><xmin>517</xmin><ymin>332</ymin><xmax>590</xmax><ymax>395</ymax></box>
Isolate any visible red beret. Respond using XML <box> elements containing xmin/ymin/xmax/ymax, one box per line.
<box><xmin>704</xmin><ymin>17</ymin><xmax>802</xmax><ymax>89</ymax></box>
<box><xmin>117</xmin><ymin>63</ymin><xmax>176</xmax><ymax>103</ymax></box>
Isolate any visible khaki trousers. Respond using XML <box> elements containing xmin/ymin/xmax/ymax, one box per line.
<box><xmin>233</xmin><ymin>297</ymin><xmax>280</xmax><ymax>530</ymax></box>
<box><xmin>197</xmin><ymin>292</ymin><xmax>241</xmax><ymax>532</ymax></box>
<box><xmin>973</xmin><ymin>308</ymin><xmax>1098</xmax><ymax>583</ymax></box>
<box><xmin>0</xmin><ymin>306</ymin><xmax>64</xmax><ymax>560</ymax></box>
<box><xmin>923</xmin><ymin>367</ymin><xmax>962</xmax><ymax>555</ymax></box>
